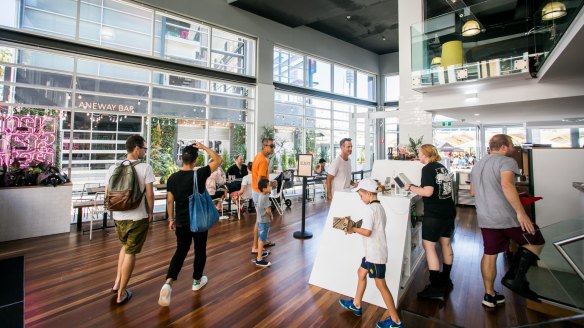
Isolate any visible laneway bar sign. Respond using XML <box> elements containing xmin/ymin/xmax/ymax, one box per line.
<box><xmin>78</xmin><ymin>101</ymin><xmax>135</xmax><ymax>112</ymax></box>
<box><xmin>297</xmin><ymin>154</ymin><xmax>313</xmax><ymax>177</ymax></box>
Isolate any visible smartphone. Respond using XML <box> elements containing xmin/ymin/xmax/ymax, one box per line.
<box><xmin>393</xmin><ymin>176</ymin><xmax>405</xmax><ymax>188</ymax></box>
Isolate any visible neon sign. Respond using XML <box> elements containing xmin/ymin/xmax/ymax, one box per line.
<box><xmin>0</xmin><ymin>115</ymin><xmax>56</xmax><ymax>168</ymax></box>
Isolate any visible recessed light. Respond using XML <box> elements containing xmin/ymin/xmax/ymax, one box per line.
<box><xmin>382</xmin><ymin>36</ymin><xmax>387</xmax><ymax>41</ymax></box>
<box><xmin>346</xmin><ymin>15</ymin><xmax>352</xmax><ymax>20</ymax></box>
<box><xmin>474</xmin><ymin>113</ymin><xmax>480</xmax><ymax>116</ymax></box>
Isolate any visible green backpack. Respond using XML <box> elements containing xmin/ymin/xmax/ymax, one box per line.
<box><xmin>106</xmin><ymin>160</ymin><xmax>144</xmax><ymax>211</ymax></box>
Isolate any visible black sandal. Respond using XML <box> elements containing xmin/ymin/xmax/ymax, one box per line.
<box><xmin>117</xmin><ymin>289</ymin><xmax>133</xmax><ymax>305</ymax></box>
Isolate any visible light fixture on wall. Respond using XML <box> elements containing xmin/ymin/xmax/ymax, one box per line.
<box><xmin>462</xmin><ymin>20</ymin><xmax>481</xmax><ymax>36</ymax></box>
<box><xmin>542</xmin><ymin>1</ymin><xmax>567</xmax><ymax>21</ymax></box>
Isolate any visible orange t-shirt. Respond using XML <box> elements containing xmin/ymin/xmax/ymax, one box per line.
<box><xmin>252</xmin><ymin>152</ymin><xmax>269</xmax><ymax>192</ymax></box>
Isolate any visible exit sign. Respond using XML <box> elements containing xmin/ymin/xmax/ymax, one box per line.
<box><xmin>441</xmin><ymin>122</ymin><xmax>452</xmax><ymax>126</ymax></box>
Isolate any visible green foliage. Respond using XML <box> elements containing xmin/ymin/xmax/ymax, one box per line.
<box><xmin>407</xmin><ymin>135</ymin><xmax>424</xmax><ymax>158</ymax></box>
<box><xmin>281</xmin><ymin>150</ymin><xmax>288</xmax><ymax>170</ymax></box>
<box><xmin>232</xmin><ymin>124</ymin><xmax>247</xmax><ymax>160</ymax></box>
<box><xmin>271</xmin><ymin>154</ymin><xmax>279</xmax><ymax>171</ymax></box>
<box><xmin>196</xmin><ymin>154</ymin><xmax>205</xmax><ymax>167</ymax></box>
<box><xmin>149</xmin><ymin>119</ymin><xmax>177</xmax><ymax>181</ymax></box>
<box><xmin>305</xmin><ymin>130</ymin><xmax>316</xmax><ymax>154</ymax></box>
<box><xmin>260</xmin><ymin>125</ymin><xmax>276</xmax><ymax>141</ymax></box>
<box><xmin>288</xmin><ymin>153</ymin><xmax>297</xmax><ymax>169</ymax></box>
<box><xmin>317</xmin><ymin>145</ymin><xmax>329</xmax><ymax>163</ymax></box>
<box><xmin>221</xmin><ymin>151</ymin><xmax>233</xmax><ymax>172</ymax></box>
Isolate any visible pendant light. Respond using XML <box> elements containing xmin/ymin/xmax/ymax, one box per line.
<box><xmin>542</xmin><ymin>1</ymin><xmax>567</xmax><ymax>21</ymax></box>
<box><xmin>462</xmin><ymin>20</ymin><xmax>480</xmax><ymax>37</ymax></box>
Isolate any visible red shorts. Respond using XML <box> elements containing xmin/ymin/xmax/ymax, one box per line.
<box><xmin>481</xmin><ymin>225</ymin><xmax>545</xmax><ymax>255</ymax></box>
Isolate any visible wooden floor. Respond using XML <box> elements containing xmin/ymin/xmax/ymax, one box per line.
<box><xmin>0</xmin><ymin>201</ymin><xmax>559</xmax><ymax>328</ymax></box>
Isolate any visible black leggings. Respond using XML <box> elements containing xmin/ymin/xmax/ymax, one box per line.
<box><xmin>166</xmin><ymin>226</ymin><xmax>208</xmax><ymax>281</ymax></box>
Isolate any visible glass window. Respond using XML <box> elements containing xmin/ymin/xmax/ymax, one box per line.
<box><xmin>13</xmin><ymin>0</ymin><xmax>257</xmax><ymax>78</ymax></box>
<box><xmin>333</xmin><ymin>64</ymin><xmax>355</xmax><ymax>97</ymax></box>
<box><xmin>77</xmin><ymin>59</ymin><xmax>150</xmax><ymax>83</ymax></box>
<box><xmin>385</xmin><ymin>75</ymin><xmax>400</xmax><ymax>102</ymax></box>
<box><xmin>79</xmin><ymin>0</ymin><xmax>153</xmax><ymax>55</ymax></box>
<box><xmin>273</xmin><ymin>47</ymin><xmax>304</xmax><ymax>86</ymax></box>
<box><xmin>211</xmin><ymin>28</ymin><xmax>255</xmax><ymax>76</ymax></box>
<box><xmin>531</xmin><ymin>128</ymin><xmax>572</xmax><ymax>147</ymax></box>
<box><xmin>152</xmin><ymin>102</ymin><xmax>206</xmax><ymax>119</ymax></box>
<box><xmin>356</xmin><ymin>71</ymin><xmax>376</xmax><ymax>101</ymax></box>
<box><xmin>77</xmin><ymin>77</ymin><xmax>149</xmax><ymax>97</ymax></box>
<box><xmin>18</xmin><ymin>48</ymin><xmax>75</xmax><ymax>72</ymax></box>
<box><xmin>154</xmin><ymin>13</ymin><xmax>210</xmax><ymax>67</ymax></box>
<box><xmin>153</xmin><ymin>72</ymin><xmax>208</xmax><ymax>91</ymax></box>
<box><xmin>22</xmin><ymin>0</ymin><xmax>77</xmax><ymax>39</ymax></box>
<box><xmin>209</xmin><ymin>108</ymin><xmax>251</xmax><ymax>123</ymax></box>
<box><xmin>307</xmin><ymin>57</ymin><xmax>331</xmax><ymax>92</ymax></box>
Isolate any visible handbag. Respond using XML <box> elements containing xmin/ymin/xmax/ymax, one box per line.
<box><xmin>189</xmin><ymin>171</ymin><xmax>220</xmax><ymax>232</ymax></box>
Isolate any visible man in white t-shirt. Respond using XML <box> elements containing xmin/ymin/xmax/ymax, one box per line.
<box><xmin>326</xmin><ymin>138</ymin><xmax>356</xmax><ymax>200</ymax></box>
<box><xmin>105</xmin><ymin>135</ymin><xmax>155</xmax><ymax>305</ymax></box>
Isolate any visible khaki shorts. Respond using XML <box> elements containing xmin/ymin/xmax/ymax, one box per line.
<box><xmin>115</xmin><ymin>218</ymin><xmax>149</xmax><ymax>254</ymax></box>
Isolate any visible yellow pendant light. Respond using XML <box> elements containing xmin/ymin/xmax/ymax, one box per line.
<box><xmin>542</xmin><ymin>1</ymin><xmax>567</xmax><ymax>21</ymax></box>
<box><xmin>462</xmin><ymin>20</ymin><xmax>481</xmax><ymax>37</ymax></box>
<box><xmin>441</xmin><ymin>41</ymin><xmax>464</xmax><ymax>67</ymax></box>
<box><xmin>431</xmin><ymin>57</ymin><xmax>442</xmax><ymax>66</ymax></box>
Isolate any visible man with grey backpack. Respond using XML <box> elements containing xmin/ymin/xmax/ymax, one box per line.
<box><xmin>105</xmin><ymin>135</ymin><xmax>155</xmax><ymax>305</ymax></box>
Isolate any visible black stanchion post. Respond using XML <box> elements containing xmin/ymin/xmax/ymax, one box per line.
<box><xmin>293</xmin><ymin>176</ymin><xmax>313</xmax><ymax>239</ymax></box>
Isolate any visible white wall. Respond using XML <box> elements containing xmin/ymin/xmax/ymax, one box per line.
<box><xmin>379</xmin><ymin>52</ymin><xmax>399</xmax><ymax>76</ymax></box>
<box><xmin>398</xmin><ymin>0</ymin><xmax>433</xmax><ymax>145</ymax></box>
<box><xmin>532</xmin><ymin>148</ymin><xmax>584</xmax><ymax>227</ymax></box>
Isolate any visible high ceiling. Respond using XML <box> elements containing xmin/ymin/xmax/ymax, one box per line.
<box><xmin>228</xmin><ymin>0</ymin><xmax>399</xmax><ymax>54</ymax></box>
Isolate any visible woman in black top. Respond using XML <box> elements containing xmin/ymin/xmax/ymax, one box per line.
<box><xmin>158</xmin><ymin>142</ymin><xmax>222</xmax><ymax>307</ymax></box>
<box><xmin>405</xmin><ymin>144</ymin><xmax>456</xmax><ymax>300</ymax></box>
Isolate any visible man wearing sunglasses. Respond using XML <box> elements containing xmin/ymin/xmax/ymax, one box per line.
<box><xmin>250</xmin><ymin>138</ymin><xmax>276</xmax><ymax>254</ymax></box>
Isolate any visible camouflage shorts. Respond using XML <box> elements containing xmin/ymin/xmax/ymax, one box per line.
<box><xmin>115</xmin><ymin>218</ymin><xmax>149</xmax><ymax>254</ymax></box>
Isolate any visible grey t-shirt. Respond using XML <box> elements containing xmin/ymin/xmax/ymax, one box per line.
<box><xmin>257</xmin><ymin>193</ymin><xmax>271</xmax><ymax>224</ymax></box>
<box><xmin>471</xmin><ymin>154</ymin><xmax>520</xmax><ymax>229</ymax></box>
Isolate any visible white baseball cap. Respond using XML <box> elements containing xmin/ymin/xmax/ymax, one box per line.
<box><xmin>351</xmin><ymin>178</ymin><xmax>378</xmax><ymax>193</ymax></box>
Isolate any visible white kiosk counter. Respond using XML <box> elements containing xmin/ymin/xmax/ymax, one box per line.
<box><xmin>309</xmin><ymin>160</ymin><xmax>425</xmax><ymax>308</ymax></box>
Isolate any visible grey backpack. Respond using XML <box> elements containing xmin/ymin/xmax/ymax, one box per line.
<box><xmin>106</xmin><ymin>160</ymin><xmax>144</xmax><ymax>211</ymax></box>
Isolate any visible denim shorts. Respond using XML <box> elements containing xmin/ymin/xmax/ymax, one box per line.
<box><xmin>258</xmin><ymin>222</ymin><xmax>270</xmax><ymax>242</ymax></box>
<box><xmin>360</xmin><ymin>257</ymin><xmax>386</xmax><ymax>279</ymax></box>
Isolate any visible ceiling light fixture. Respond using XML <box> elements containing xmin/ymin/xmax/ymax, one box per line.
<box><xmin>462</xmin><ymin>20</ymin><xmax>481</xmax><ymax>37</ymax></box>
<box><xmin>382</xmin><ymin>36</ymin><xmax>387</xmax><ymax>41</ymax></box>
<box><xmin>346</xmin><ymin>15</ymin><xmax>352</xmax><ymax>20</ymax></box>
<box><xmin>542</xmin><ymin>1</ymin><xmax>567</xmax><ymax>21</ymax></box>
<box><xmin>474</xmin><ymin>113</ymin><xmax>480</xmax><ymax>116</ymax></box>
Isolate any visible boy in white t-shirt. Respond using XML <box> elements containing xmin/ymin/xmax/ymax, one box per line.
<box><xmin>338</xmin><ymin>178</ymin><xmax>403</xmax><ymax>328</ymax></box>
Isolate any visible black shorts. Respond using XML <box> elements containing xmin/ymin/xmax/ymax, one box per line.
<box><xmin>360</xmin><ymin>257</ymin><xmax>386</xmax><ymax>279</ymax></box>
<box><xmin>422</xmin><ymin>216</ymin><xmax>454</xmax><ymax>242</ymax></box>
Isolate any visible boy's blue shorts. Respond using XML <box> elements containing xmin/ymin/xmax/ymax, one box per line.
<box><xmin>360</xmin><ymin>257</ymin><xmax>386</xmax><ymax>279</ymax></box>
<box><xmin>258</xmin><ymin>222</ymin><xmax>270</xmax><ymax>242</ymax></box>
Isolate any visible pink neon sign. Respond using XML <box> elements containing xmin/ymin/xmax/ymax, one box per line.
<box><xmin>0</xmin><ymin>115</ymin><xmax>56</xmax><ymax>168</ymax></box>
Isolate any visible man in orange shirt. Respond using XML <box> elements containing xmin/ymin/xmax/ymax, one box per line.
<box><xmin>251</xmin><ymin>138</ymin><xmax>275</xmax><ymax>254</ymax></box>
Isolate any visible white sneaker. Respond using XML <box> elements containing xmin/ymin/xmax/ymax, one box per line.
<box><xmin>158</xmin><ymin>283</ymin><xmax>172</xmax><ymax>307</ymax></box>
<box><xmin>192</xmin><ymin>276</ymin><xmax>208</xmax><ymax>291</ymax></box>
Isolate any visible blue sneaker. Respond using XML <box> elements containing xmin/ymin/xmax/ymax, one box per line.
<box><xmin>338</xmin><ymin>298</ymin><xmax>362</xmax><ymax>316</ymax></box>
<box><xmin>376</xmin><ymin>317</ymin><xmax>404</xmax><ymax>328</ymax></box>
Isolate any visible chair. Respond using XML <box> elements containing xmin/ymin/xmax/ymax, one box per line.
<box><xmin>89</xmin><ymin>191</ymin><xmax>106</xmax><ymax>240</ymax></box>
<box><xmin>214</xmin><ymin>187</ymin><xmax>230</xmax><ymax>221</ymax></box>
<box><xmin>269</xmin><ymin>173</ymin><xmax>286</xmax><ymax>216</ymax></box>
<box><xmin>235</xmin><ymin>183</ymin><xmax>252</xmax><ymax>220</ymax></box>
